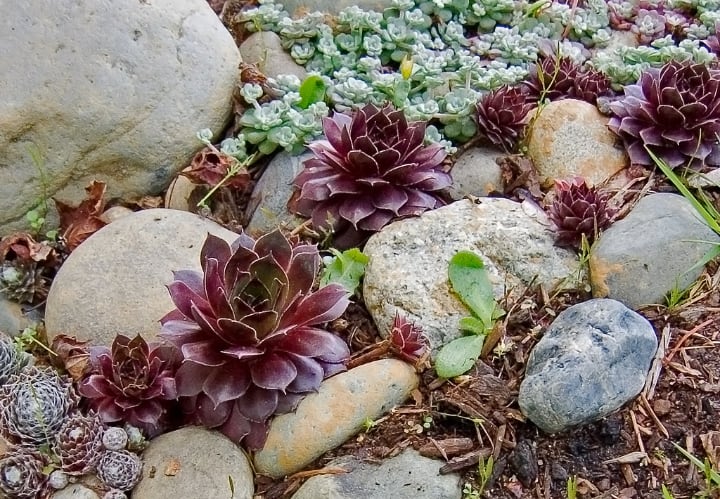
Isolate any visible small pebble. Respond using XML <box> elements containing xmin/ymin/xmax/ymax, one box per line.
<box><xmin>653</xmin><ymin>399</ymin><xmax>672</xmax><ymax>417</ymax></box>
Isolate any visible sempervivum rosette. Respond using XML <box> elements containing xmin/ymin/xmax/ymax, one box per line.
<box><xmin>1</xmin><ymin>366</ymin><xmax>78</xmax><ymax>445</ymax></box>
<box><xmin>0</xmin><ymin>445</ymin><xmax>50</xmax><ymax>498</ymax></box>
<box><xmin>549</xmin><ymin>177</ymin><xmax>615</xmax><ymax>249</ymax></box>
<box><xmin>476</xmin><ymin>86</ymin><xmax>533</xmax><ymax>152</ymax></box>
<box><xmin>78</xmin><ymin>334</ymin><xmax>179</xmax><ymax>438</ymax></box>
<box><xmin>608</xmin><ymin>60</ymin><xmax>720</xmax><ymax>168</ymax></box>
<box><xmin>161</xmin><ymin>230</ymin><xmax>351</xmax><ymax>449</ymax></box>
<box><xmin>54</xmin><ymin>412</ymin><xmax>105</xmax><ymax>475</ymax></box>
<box><xmin>0</xmin><ymin>332</ymin><xmax>30</xmax><ymax>385</ymax></box>
<box><xmin>289</xmin><ymin>103</ymin><xmax>451</xmax><ymax>249</ymax></box>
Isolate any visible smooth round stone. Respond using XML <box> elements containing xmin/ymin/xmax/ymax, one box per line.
<box><xmin>239</xmin><ymin>31</ymin><xmax>307</xmax><ymax>81</ymax></box>
<box><xmin>100</xmin><ymin>206</ymin><xmax>134</xmax><ymax>224</ymax></box>
<box><xmin>0</xmin><ymin>0</ymin><xmax>239</xmax><ymax>235</ymax></box>
<box><xmin>132</xmin><ymin>427</ymin><xmax>254</xmax><ymax>499</ymax></box>
<box><xmin>50</xmin><ymin>484</ymin><xmax>100</xmax><ymax>499</ymax></box>
<box><xmin>527</xmin><ymin>99</ymin><xmax>627</xmax><ymax>187</ymax></box>
<box><xmin>254</xmin><ymin>359</ymin><xmax>419</xmax><ymax>479</ymax></box>
<box><xmin>447</xmin><ymin>146</ymin><xmax>504</xmax><ymax>200</ymax></box>
<box><xmin>45</xmin><ymin>208</ymin><xmax>238</xmax><ymax>346</ymax></box>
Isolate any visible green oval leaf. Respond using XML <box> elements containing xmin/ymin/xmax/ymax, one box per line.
<box><xmin>319</xmin><ymin>248</ymin><xmax>369</xmax><ymax>295</ymax></box>
<box><xmin>298</xmin><ymin>75</ymin><xmax>327</xmax><ymax>109</ymax></box>
<box><xmin>448</xmin><ymin>251</ymin><xmax>497</xmax><ymax>327</ymax></box>
<box><xmin>435</xmin><ymin>335</ymin><xmax>485</xmax><ymax>378</ymax></box>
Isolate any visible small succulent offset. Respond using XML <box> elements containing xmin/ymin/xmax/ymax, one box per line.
<box><xmin>608</xmin><ymin>60</ymin><xmax>720</xmax><ymax>168</ymax></box>
<box><xmin>475</xmin><ymin>85</ymin><xmax>533</xmax><ymax>152</ymax></box>
<box><xmin>1</xmin><ymin>366</ymin><xmax>78</xmax><ymax>445</ymax></box>
<box><xmin>0</xmin><ymin>445</ymin><xmax>50</xmax><ymax>499</ymax></box>
<box><xmin>161</xmin><ymin>230</ymin><xmax>351</xmax><ymax>449</ymax></box>
<box><xmin>549</xmin><ymin>177</ymin><xmax>615</xmax><ymax>249</ymax></box>
<box><xmin>289</xmin><ymin>103</ymin><xmax>452</xmax><ymax>249</ymax></box>
<box><xmin>389</xmin><ymin>313</ymin><xmax>428</xmax><ymax>364</ymax></box>
<box><xmin>78</xmin><ymin>334</ymin><xmax>179</xmax><ymax>438</ymax></box>
<box><xmin>97</xmin><ymin>450</ymin><xmax>143</xmax><ymax>492</ymax></box>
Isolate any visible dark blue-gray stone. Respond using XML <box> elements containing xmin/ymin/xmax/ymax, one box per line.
<box><xmin>518</xmin><ymin>298</ymin><xmax>657</xmax><ymax>434</ymax></box>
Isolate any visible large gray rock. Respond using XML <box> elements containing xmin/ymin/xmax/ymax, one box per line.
<box><xmin>363</xmin><ymin>199</ymin><xmax>581</xmax><ymax>351</ymax></box>
<box><xmin>527</xmin><ymin>99</ymin><xmax>627</xmax><ymax>188</ymax></box>
<box><xmin>291</xmin><ymin>449</ymin><xmax>462</xmax><ymax>499</ymax></box>
<box><xmin>519</xmin><ymin>299</ymin><xmax>657</xmax><ymax>433</ymax></box>
<box><xmin>590</xmin><ymin>193</ymin><xmax>720</xmax><ymax>309</ymax></box>
<box><xmin>254</xmin><ymin>359</ymin><xmax>418</xmax><ymax>479</ymax></box>
<box><xmin>132</xmin><ymin>427</ymin><xmax>254</xmax><ymax>499</ymax></box>
<box><xmin>45</xmin><ymin>209</ymin><xmax>238</xmax><ymax>347</ymax></box>
<box><xmin>0</xmin><ymin>0</ymin><xmax>240</xmax><ymax>235</ymax></box>
<box><xmin>245</xmin><ymin>151</ymin><xmax>308</xmax><ymax>237</ymax></box>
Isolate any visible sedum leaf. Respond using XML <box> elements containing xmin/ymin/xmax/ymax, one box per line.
<box><xmin>435</xmin><ymin>335</ymin><xmax>485</xmax><ymax>378</ymax></box>
<box><xmin>319</xmin><ymin>248</ymin><xmax>369</xmax><ymax>295</ymax></box>
<box><xmin>448</xmin><ymin>251</ymin><xmax>499</xmax><ymax>330</ymax></box>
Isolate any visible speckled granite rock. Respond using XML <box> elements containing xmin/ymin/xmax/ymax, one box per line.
<box><xmin>527</xmin><ymin>99</ymin><xmax>627</xmax><ymax>187</ymax></box>
<box><xmin>363</xmin><ymin>199</ymin><xmax>581</xmax><ymax>351</ymax></box>
<box><xmin>291</xmin><ymin>449</ymin><xmax>462</xmax><ymax>499</ymax></box>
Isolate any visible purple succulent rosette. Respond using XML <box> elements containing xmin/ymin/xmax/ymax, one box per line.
<box><xmin>608</xmin><ymin>60</ymin><xmax>720</xmax><ymax>168</ymax></box>
<box><xmin>289</xmin><ymin>103</ymin><xmax>452</xmax><ymax>249</ymax></box>
<box><xmin>160</xmin><ymin>230</ymin><xmax>351</xmax><ymax>449</ymax></box>
<box><xmin>79</xmin><ymin>335</ymin><xmax>179</xmax><ymax>438</ymax></box>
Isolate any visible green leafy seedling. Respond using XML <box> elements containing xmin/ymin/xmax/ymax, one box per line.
<box><xmin>566</xmin><ymin>476</ymin><xmax>578</xmax><ymax>499</ymax></box>
<box><xmin>298</xmin><ymin>75</ymin><xmax>327</xmax><ymax>109</ymax></box>
<box><xmin>673</xmin><ymin>442</ymin><xmax>720</xmax><ymax>488</ymax></box>
<box><xmin>319</xmin><ymin>248</ymin><xmax>369</xmax><ymax>296</ymax></box>
<box><xmin>435</xmin><ymin>251</ymin><xmax>504</xmax><ymax>378</ymax></box>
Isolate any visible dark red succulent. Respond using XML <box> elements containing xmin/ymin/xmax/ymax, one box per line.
<box><xmin>160</xmin><ymin>230</ymin><xmax>351</xmax><ymax>449</ymax></box>
<box><xmin>523</xmin><ymin>55</ymin><xmax>612</xmax><ymax>106</ymax></box>
<box><xmin>389</xmin><ymin>313</ymin><xmax>428</xmax><ymax>364</ymax></box>
<box><xmin>548</xmin><ymin>177</ymin><xmax>615</xmax><ymax>249</ymax></box>
<box><xmin>476</xmin><ymin>86</ymin><xmax>533</xmax><ymax>152</ymax></box>
<box><xmin>78</xmin><ymin>334</ymin><xmax>179</xmax><ymax>438</ymax></box>
<box><xmin>289</xmin><ymin>103</ymin><xmax>452</xmax><ymax>249</ymax></box>
<box><xmin>607</xmin><ymin>60</ymin><xmax>720</xmax><ymax>168</ymax></box>
<box><xmin>522</xmin><ymin>55</ymin><xmax>579</xmax><ymax>103</ymax></box>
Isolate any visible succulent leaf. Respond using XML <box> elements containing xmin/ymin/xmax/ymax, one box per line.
<box><xmin>608</xmin><ymin>60</ymin><xmax>720</xmax><ymax>168</ymax></box>
<box><xmin>548</xmin><ymin>177</ymin><xmax>615</xmax><ymax>249</ymax></box>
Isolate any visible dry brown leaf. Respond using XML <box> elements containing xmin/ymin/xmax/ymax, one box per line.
<box><xmin>181</xmin><ymin>149</ymin><xmax>250</xmax><ymax>190</ymax></box>
<box><xmin>54</xmin><ymin>180</ymin><xmax>108</xmax><ymax>251</ymax></box>
<box><xmin>50</xmin><ymin>334</ymin><xmax>92</xmax><ymax>381</ymax></box>
<box><xmin>0</xmin><ymin>232</ymin><xmax>58</xmax><ymax>265</ymax></box>
<box><xmin>700</xmin><ymin>431</ymin><xmax>720</xmax><ymax>469</ymax></box>
<box><xmin>497</xmin><ymin>154</ymin><xmax>543</xmax><ymax>201</ymax></box>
